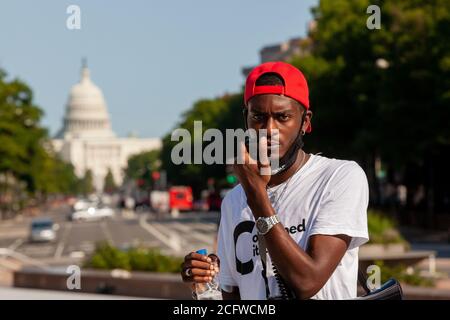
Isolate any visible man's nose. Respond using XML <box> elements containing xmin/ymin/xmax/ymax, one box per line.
<box><xmin>264</xmin><ymin>117</ymin><xmax>278</xmax><ymax>139</ymax></box>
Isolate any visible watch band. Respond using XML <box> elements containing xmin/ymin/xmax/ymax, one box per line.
<box><xmin>257</xmin><ymin>214</ymin><xmax>280</xmax><ymax>235</ymax></box>
<box><xmin>268</xmin><ymin>215</ymin><xmax>280</xmax><ymax>226</ymax></box>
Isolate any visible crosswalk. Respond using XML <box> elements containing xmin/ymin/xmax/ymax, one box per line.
<box><xmin>140</xmin><ymin>214</ymin><xmax>219</xmax><ymax>256</ymax></box>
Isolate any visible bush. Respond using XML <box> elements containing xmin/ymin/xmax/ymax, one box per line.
<box><xmin>85</xmin><ymin>242</ymin><xmax>183</xmax><ymax>273</ymax></box>
<box><xmin>87</xmin><ymin>242</ymin><xmax>131</xmax><ymax>270</ymax></box>
<box><xmin>366</xmin><ymin>212</ymin><xmax>433</xmax><ymax>287</ymax></box>
<box><xmin>374</xmin><ymin>260</ymin><xmax>434</xmax><ymax>287</ymax></box>
<box><xmin>367</xmin><ymin>210</ymin><xmax>407</xmax><ymax>245</ymax></box>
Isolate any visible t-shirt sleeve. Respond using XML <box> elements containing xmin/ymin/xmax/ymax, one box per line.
<box><xmin>217</xmin><ymin>195</ymin><xmax>238</xmax><ymax>287</ymax></box>
<box><xmin>309</xmin><ymin>161</ymin><xmax>369</xmax><ymax>250</ymax></box>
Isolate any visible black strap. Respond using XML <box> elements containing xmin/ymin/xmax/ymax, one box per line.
<box><xmin>257</xmin><ymin>234</ymin><xmax>271</xmax><ymax>298</ymax></box>
<box><xmin>358</xmin><ymin>266</ymin><xmax>371</xmax><ymax>295</ymax></box>
<box><xmin>257</xmin><ymin>234</ymin><xmax>295</xmax><ymax>299</ymax></box>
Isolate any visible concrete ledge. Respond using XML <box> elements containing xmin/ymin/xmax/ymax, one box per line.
<box><xmin>0</xmin><ymin>286</ymin><xmax>148</xmax><ymax>300</ymax></box>
<box><xmin>402</xmin><ymin>284</ymin><xmax>450</xmax><ymax>300</ymax></box>
<box><xmin>13</xmin><ymin>267</ymin><xmax>192</xmax><ymax>299</ymax></box>
<box><xmin>14</xmin><ymin>267</ymin><xmax>450</xmax><ymax>300</ymax></box>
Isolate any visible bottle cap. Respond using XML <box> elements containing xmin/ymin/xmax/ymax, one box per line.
<box><xmin>196</xmin><ymin>249</ymin><xmax>207</xmax><ymax>255</ymax></box>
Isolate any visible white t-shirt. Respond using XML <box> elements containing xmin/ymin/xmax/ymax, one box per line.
<box><xmin>217</xmin><ymin>153</ymin><xmax>369</xmax><ymax>300</ymax></box>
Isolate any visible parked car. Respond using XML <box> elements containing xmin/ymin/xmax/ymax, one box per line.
<box><xmin>29</xmin><ymin>218</ymin><xmax>57</xmax><ymax>242</ymax></box>
<box><xmin>73</xmin><ymin>198</ymin><xmax>97</xmax><ymax>211</ymax></box>
<box><xmin>96</xmin><ymin>206</ymin><xmax>115</xmax><ymax>219</ymax></box>
<box><xmin>69</xmin><ymin>205</ymin><xmax>114</xmax><ymax>222</ymax></box>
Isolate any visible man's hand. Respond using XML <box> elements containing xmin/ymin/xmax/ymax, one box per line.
<box><xmin>233</xmin><ymin>137</ymin><xmax>272</xmax><ymax>213</ymax></box>
<box><xmin>180</xmin><ymin>252</ymin><xmax>220</xmax><ymax>291</ymax></box>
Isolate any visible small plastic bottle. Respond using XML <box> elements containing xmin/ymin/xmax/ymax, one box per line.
<box><xmin>194</xmin><ymin>249</ymin><xmax>222</xmax><ymax>300</ymax></box>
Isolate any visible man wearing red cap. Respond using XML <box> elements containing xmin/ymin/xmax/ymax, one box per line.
<box><xmin>182</xmin><ymin>62</ymin><xmax>369</xmax><ymax>300</ymax></box>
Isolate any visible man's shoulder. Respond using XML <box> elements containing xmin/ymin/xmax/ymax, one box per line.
<box><xmin>222</xmin><ymin>184</ymin><xmax>245</xmax><ymax>207</ymax></box>
<box><xmin>309</xmin><ymin>154</ymin><xmax>365</xmax><ymax>179</ymax></box>
<box><xmin>219</xmin><ymin>185</ymin><xmax>246</xmax><ymax>224</ymax></box>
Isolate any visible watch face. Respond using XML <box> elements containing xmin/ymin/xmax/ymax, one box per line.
<box><xmin>256</xmin><ymin>218</ymin><xmax>269</xmax><ymax>234</ymax></box>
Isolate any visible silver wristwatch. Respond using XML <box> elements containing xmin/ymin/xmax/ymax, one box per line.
<box><xmin>256</xmin><ymin>215</ymin><xmax>280</xmax><ymax>235</ymax></box>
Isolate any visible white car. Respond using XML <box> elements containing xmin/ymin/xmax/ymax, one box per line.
<box><xmin>70</xmin><ymin>206</ymin><xmax>114</xmax><ymax>221</ymax></box>
<box><xmin>30</xmin><ymin>218</ymin><xmax>57</xmax><ymax>242</ymax></box>
<box><xmin>73</xmin><ymin>199</ymin><xmax>98</xmax><ymax>211</ymax></box>
<box><xmin>96</xmin><ymin>206</ymin><xmax>115</xmax><ymax>219</ymax></box>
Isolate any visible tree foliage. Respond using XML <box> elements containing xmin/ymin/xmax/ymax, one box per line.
<box><xmin>0</xmin><ymin>69</ymin><xmax>82</xmax><ymax>215</ymax></box>
<box><xmin>125</xmin><ymin>149</ymin><xmax>161</xmax><ymax>189</ymax></box>
<box><xmin>103</xmin><ymin>168</ymin><xmax>118</xmax><ymax>194</ymax></box>
<box><xmin>160</xmin><ymin>0</ymin><xmax>450</xmax><ymax>222</ymax></box>
<box><xmin>161</xmin><ymin>94</ymin><xmax>243</xmax><ymax>193</ymax></box>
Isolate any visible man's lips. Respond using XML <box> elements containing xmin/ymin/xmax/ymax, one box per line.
<box><xmin>267</xmin><ymin>144</ymin><xmax>281</xmax><ymax>158</ymax></box>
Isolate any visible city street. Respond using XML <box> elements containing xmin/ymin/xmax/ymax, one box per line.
<box><xmin>0</xmin><ymin>206</ymin><xmax>220</xmax><ymax>267</ymax></box>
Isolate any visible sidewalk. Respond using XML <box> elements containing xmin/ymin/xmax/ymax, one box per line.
<box><xmin>0</xmin><ymin>286</ymin><xmax>148</xmax><ymax>300</ymax></box>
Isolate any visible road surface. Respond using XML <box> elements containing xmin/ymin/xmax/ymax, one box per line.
<box><xmin>0</xmin><ymin>205</ymin><xmax>220</xmax><ymax>267</ymax></box>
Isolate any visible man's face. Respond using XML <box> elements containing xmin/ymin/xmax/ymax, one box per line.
<box><xmin>246</xmin><ymin>94</ymin><xmax>310</xmax><ymax>159</ymax></box>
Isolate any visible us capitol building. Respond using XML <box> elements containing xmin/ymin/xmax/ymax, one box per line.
<box><xmin>52</xmin><ymin>62</ymin><xmax>161</xmax><ymax>191</ymax></box>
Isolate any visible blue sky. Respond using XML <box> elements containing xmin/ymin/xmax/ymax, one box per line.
<box><xmin>0</xmin><ymin>0</ymin><xmax>317</xmax><ymax>138</ymax></box>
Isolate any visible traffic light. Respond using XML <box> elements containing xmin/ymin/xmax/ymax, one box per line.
<box><xmin>226</xmin><ymin>174</ymin><xmax>237</xmax><ymax>185</ymax></box>
<box><xmin>152</xmin><ymin>171</ymin><xmax>160</xmax><ymax>180</ymax></box>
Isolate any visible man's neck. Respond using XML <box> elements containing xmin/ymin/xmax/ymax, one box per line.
<box><xmin>267</xmin><ymin>149</ymin><xmax>310</xmax><ymax>188</ymax></box>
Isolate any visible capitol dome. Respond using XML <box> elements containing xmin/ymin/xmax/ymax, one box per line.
<box><xmin>57</xmin><ymin>61</ymin><xmax>115</xmax><ymax>139</ymax></box>
<box><xmin>52</xmin><ymin>61</ymin><xmax>162</xmax><ymax>192</ymax></box>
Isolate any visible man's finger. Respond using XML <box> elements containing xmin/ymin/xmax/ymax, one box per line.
<box><xmin>189</xmin><ymin>268</ymin><xmax>216</xmax><ymax>277</ymax></box>
<box><xmin>208</xmin><ymin>253</ymin><xmax>220</xmax><ymax>267</ymax></box>
<box><xmin>192</xmin><ymin>275</ymin><xmax>214</xmax><ymax>283</ymax></box>
<box><xmin>237</xmin><ymin>140</ymin><xmax>250</xmax><ymax>165</ymax></box>
<box><xmin>258</xmin><ymin>135</ymin><xmax>271</xmax><ymax>176</ymax></box>
<box><xmin>259</xmin><ymin>135</ymin><xmax>270</xmax><ymax>167</ymax></box>
<box><xmin>185</xmin><ymin>252</ymin><xmax>212</xmax><ymax>263</ymax></box>
<box><xmin>185</xmin><ymin>259</ymin><xmax>214</xmax><ymax>270</ymax></box>
<box><xmin>239</xmin><ymin>140</ymin><xmax>258</xmax><ymax>165</ymax></box>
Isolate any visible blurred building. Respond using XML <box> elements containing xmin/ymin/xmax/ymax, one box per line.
<box><xmin>242</xmin><ymin>21</ymin><xmax>316</xmax><ymax>77</ymax></box>
<box><xmin>52</xmin><ymin>62</ymin><xmax>161</xmax><ymax>191</ymax></box>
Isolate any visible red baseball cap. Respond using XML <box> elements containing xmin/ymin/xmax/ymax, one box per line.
<box><xmin>244</xmin><ymin>61</ymin><xmax>311</xmax><ymax>132</ymax></box>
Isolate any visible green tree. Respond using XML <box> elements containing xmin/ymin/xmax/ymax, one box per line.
<box><xmin>80</xmin><ymin>169</ymin><xmax>94</xmax><ymax>196</ymax></box>
<box><xmin>290</xmin><ymin>0</ymin><xmax>450</xmax><ymax>224</ymax></box>
<box><xmin>160</xmin><ymin>0</ymin><xmax>450</xmax><ymax>222</ymax></box>
<box><xmin>0</xmin><ymin>69</ymin><xmax>47</xmax><ymax>190</ymax></box>
<box><xmin>103</xmin><ymin>168</ymin><xmax>117</xmax><ymax>194</ymax></box>
<box><xmin>293</xmin><ymin>0</ymin><xmax>450</xmax><ymax>159</ymax></box>
<box><xmin>32</xmin><ymin>151</ymin><xmax>81</xmax><ymax>196</ymax></box>
<box><xmin>125</xmin><ymin>150</ymin><xmax>161</xmax><ymax>189</ymax></box>
<box><xmin>0</xmin><ymin>68</ymin><xmax>83</xmax><ymax>217</ymax></box>
<box><xmin>54</xmin><ymin>160</ymin><xmax>82</xmax><ymax>195</ymax></box>
<box><xmin>160</xmin><ymin>94</ymin><xmax>243</xmax><ymax>194</ymax></box>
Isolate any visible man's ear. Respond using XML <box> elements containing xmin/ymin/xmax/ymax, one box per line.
<box><xmin>302</xmin><ymin>110</ymin><xmax>313</xmax><ymax>134</ymax></box>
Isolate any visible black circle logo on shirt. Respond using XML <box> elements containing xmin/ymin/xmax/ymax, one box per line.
<box><xmin>233</xmin><ymin>220</ymin><xmax>255</xmax><ymax>275</ymax></box>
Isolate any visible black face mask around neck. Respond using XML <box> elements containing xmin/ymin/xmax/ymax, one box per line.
<box><xmin>242</xmin><ymin>108</ymin><xmax>306</xmax><ymax>176</ymax></box>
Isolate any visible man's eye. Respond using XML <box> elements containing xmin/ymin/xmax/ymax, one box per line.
<box><xmin>252</xmin><ymin>114</ymin><xmax>264</xmax><ymax>121</ymax></box>
<box><xmin>278</xmin><ymin>114</ymin><xmax>290</xmax><ymax>121</ymax></box>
